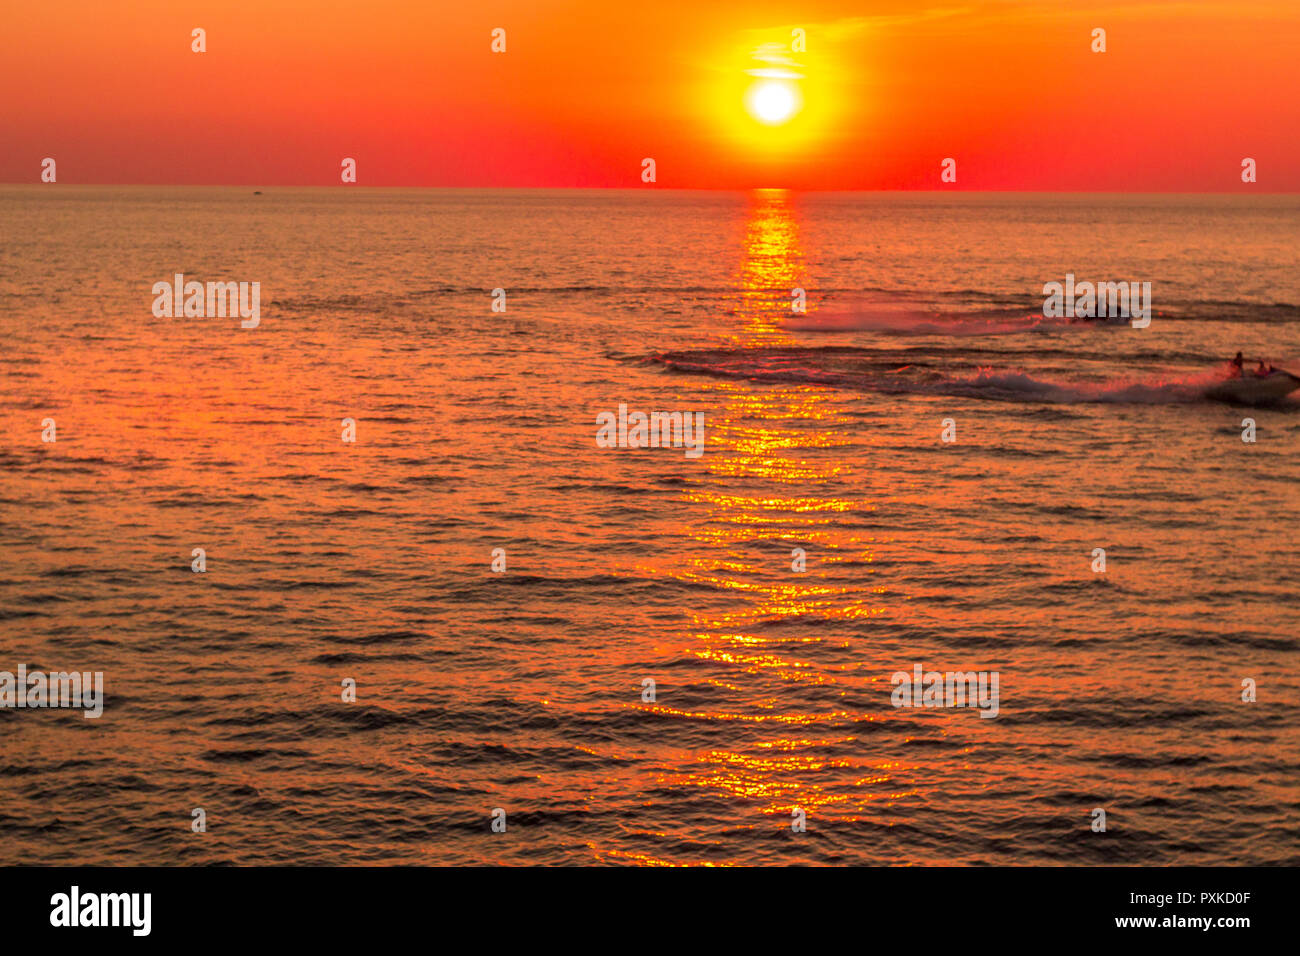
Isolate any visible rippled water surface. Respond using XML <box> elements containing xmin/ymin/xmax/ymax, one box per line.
<box><xmin>1</xmin><ymin>187</ymin><xmax>1298</xmax><ymax>865</ymax></box>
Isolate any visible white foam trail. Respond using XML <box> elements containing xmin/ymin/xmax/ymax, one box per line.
<box><xmin>652</xmin><ymin>348</ymin><xmax>1263</xmax><ymax>406</ymax></box>
<box><xmin>955</xmin><ymin>366</ymin><xmax>1238</xmax><ymax>404</ymax></box>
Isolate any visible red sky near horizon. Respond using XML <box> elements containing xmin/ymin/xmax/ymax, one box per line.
<box><xmin>3</xmin><ymin>0</ymin><xmax>1298</xmax><ymax>190</ymax></box>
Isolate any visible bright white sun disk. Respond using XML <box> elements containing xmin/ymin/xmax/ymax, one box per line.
<box><xmin>747</xmin><ymin>81</ymin><xmax>799</xmax><ymax>125</ymax></box>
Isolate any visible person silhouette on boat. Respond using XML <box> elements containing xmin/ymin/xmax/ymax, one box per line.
<box><xmin>1256</xmin><ymin>359</ymin><xmax>1274</xmax><ymax>377</ymax></box>
<box><xmin>1230</xmin><ymin>352</ymin><xmax>1244</xmax><ymax>376</ymax></box>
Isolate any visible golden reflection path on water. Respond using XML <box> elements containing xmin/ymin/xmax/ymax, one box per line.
<box><xmin>617</xmin><ymin>191</ymin><xmax>919</xmax><ymax>862</ymax></box>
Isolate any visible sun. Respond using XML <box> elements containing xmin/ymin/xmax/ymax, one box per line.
<box><xmin>746</xmin><ymin>80</ymin><xmax>800</xmax><ymax>125</ymax></box>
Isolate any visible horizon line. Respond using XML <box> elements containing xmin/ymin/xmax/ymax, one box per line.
<box><xmin>3</xmin><ymin>183</ymin><xmax>1294</xmax><ymax>195</ymax></box>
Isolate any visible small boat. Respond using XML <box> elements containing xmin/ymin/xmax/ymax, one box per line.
<box><xmin>1204</xmin><ymin>369</ymin><xmax>1300</xmax><ymax>406</ymax></box>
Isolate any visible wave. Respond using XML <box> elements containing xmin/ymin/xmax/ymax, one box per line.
<box><xmin>263</xmin><ymin>286</ymin><xmax>1299</xmax><ymax>322</ymax></box>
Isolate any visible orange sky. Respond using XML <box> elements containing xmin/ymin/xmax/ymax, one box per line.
<box><xmin>3</xmin><ymin>0</ymin><xmax>1298</xmax><ymax>189</ymax></box>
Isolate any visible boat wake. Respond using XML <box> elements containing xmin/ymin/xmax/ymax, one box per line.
<box><xmin>782</xmin><ymin>293</ymin><xmax>1131</xmax><ymax>336</ymax></box>
<box><xmin>646</xmin><ymin>347</ymin><xmax>1297</xmax><ymax>407</ymax></box>
<box><xmin>783</xmin><ymin>310</ymin><xmax>1053</xmax><ymax>336</ymax></box>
